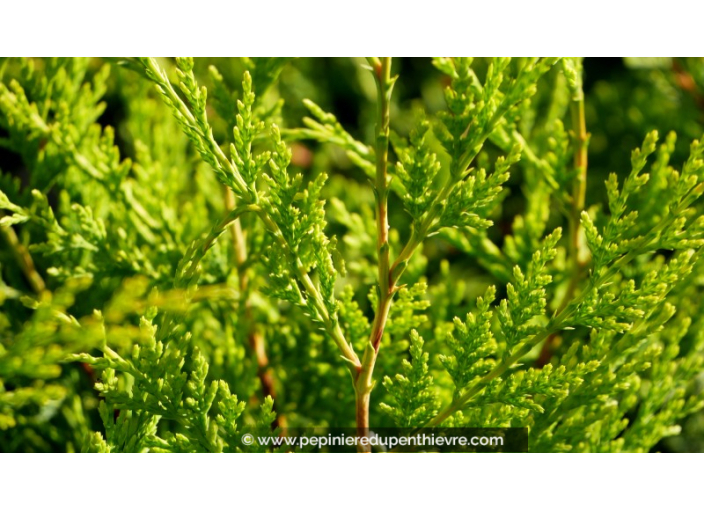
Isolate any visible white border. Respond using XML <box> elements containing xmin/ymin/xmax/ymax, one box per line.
<box><xmin>1</xmin><ymin>453</ymin><xmax>700</xmax><ymax>507</ymax></box>
<box><xmin>0</xmin><ymin>1</ymin><xmax>701</xmax><ymax>55</ymax></box>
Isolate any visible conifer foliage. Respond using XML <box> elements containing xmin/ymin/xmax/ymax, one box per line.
<box><xmin>1</xmin><ymin>57</ymin><xmax>704</xmax><ymax>452</ymax></box>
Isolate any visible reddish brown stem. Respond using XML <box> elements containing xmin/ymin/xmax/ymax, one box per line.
<box><xmin>355</xmin><ymin>57</ymin><xmax>394</xmax><ymax>452</ymax></box>
<box><xmin>355</xmin><ymin>390</ymin><xmax>371</xmax><ymax>453</ymax></box>
<box><xmin>224</xmin><ymin>188</ymin><xmax>284</xmax><ymax>429</ymax></box>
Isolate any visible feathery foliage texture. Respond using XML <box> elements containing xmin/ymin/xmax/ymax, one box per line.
<box><xmin>2</xmin><ymin>57</ymin><xmax>704</xmax><ymax>452</ymax></box>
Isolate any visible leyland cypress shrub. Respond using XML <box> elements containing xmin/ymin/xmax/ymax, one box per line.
<box><xmin>1</xmin><ymin>57</ymin><xmax>703</xmax><ymax>452</ymax></box>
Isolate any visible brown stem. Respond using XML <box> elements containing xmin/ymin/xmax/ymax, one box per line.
<box><xmin>355</xmin><ymin>342</ymin><xmax>377</xmax><ymax>453</ymax></box>
<box><xmin>354</xmin><ymin>57</ymin><xmax>394</xmax><ymax>450</ymax></box>
<box><xmin>536</xmin><ymin>332</ymin><xmax>559</xmax><ymax>368</ymax></box>
<box><xmin>355</xmin><ymin>390</ymin><xmax>371</xmax><ymax>453</ymax></box>
<box><xmin>250</xmin><ymin>330</ymin><xmax>285</xmax><ymax>429</ymax></box>
<box><xmin>224</xmin><ymin>187</ymin><xmax>284</xmax><ymax>430</ymax></box>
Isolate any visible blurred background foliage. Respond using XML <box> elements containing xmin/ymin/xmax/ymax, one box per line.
<box><xmin>1</xmin><ymin>57</ymin><xmax>703</xmax><ymax>451</ymax></box>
